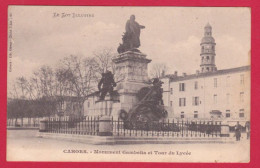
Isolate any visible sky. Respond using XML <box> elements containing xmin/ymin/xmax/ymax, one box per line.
<box><xmin>7</xmin><ymin>6</ymin><xmax>251</xmax><ymax>86</ymax></box>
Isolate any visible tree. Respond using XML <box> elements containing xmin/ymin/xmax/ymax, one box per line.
<box><xmin>57</xmin><ymin>55</ymin><xmax>98</xmax><ymax>116</ymax></box>
<box><xmin>93</xmin><ymin>48</ymin><xmax>116</xmax><ymax>75</ymax></box>
<box><xmin>149</xmin><ymin>63</ymin><xmax>168</xmax><ymax>78</ymax></box>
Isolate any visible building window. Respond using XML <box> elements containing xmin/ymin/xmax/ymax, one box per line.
<box><xmin>214</xmin><ymin>78</ymin><xmax>217</xmax><ymax>88</ymax></box>
<box><xmin>194</xmin><ymin>111</ymin><xmax>198</xmax><ymax>118</ymax></box>
<box><xmin>226</xmin><ymin>76</ymin><xmax>230</xmax><ymax>87</ymax></box>
<box><xmin>226</xmin><ymin>110</ymin><xmax>230</xmax><ymax>118</ymax></box>
<box><xmin>240</xmin><ymin>74</ymin><xmax>244</xmax><ymax>85</ymax></box>
<box><xmin>240</xmin><ymin>92</ymin><xmax>244</xmax><ymax>102</ymax></box>
<box><xmin>226</xmin><ymin>93</ymin><xmax>230</xmax><ymax>104</ymax></box>
<box><xmin>170</xmin><ymin>101</ymin><xmax>173</xmax><ymax>107</ymax></box>
<box><xmin>181</xmin><ymin>112</ymin><xmax>185</xmax><ymax>118</ymax></box>
<box><xmin>214</xmin><ymin>94</ymin><xmax>217</xmax><ymax>104</ymax></box>
<box><xmin>170</xmin><ymin>88</ymin><xmax>173</xmax><ymax>95</ymax></box>
<box><xmin>239</xmin><ymin>109</ymin><xmax>245</xmax><ymax>118</ymax></box>
<box><xmin>179</xmin><ymin>98</ymin><xmax>186</xmax><ymax>107</ymax></box>
<box><xmin>61</xmin><ymin>101</ymin><xmax>65</xmax><ymax>110</ymax></box>
<box><xmin>206</xmin><ymin>67</ymin><xmax>209</xmax><ymax>71</ymax></box>
<box><xmin>192</xmin><ymin>97</ymin><xmax>199</xmax><ymax>106</ymax></box>
<box><xmin>179</xmin><ymin>83</ymin><xmax>185</xmax><ymax>91</ymax></box>
<box><xmin>194</xmin><ymin>81</ymin><xmax>198</xmax><ymax>90</ymax></box>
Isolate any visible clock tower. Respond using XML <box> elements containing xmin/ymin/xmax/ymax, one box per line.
<box><xmin>200</xmin><ymin>23</ymin><xmax>217</xmax><ymax>73</ymax></box>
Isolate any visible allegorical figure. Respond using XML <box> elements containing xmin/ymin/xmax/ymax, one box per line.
<box><xmin>117</xmin><ymin>15</ymin><xmax>145</xmax><ymax>53</ymax></box>
<box><xmin>98</xmin><ymin>71</ymin><xmax>117</xmax><ymax>100</ymax></box>
<box><xmin>151</xmin><ymin>78</ymin><xmax>164</xmax><ymax>106</ymax></box>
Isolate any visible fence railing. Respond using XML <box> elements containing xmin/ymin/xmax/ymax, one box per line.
<box><xmin>7</xmin><ymin>118</ymin><xmax>40</xmax><ymax>128</ymax></box>
<box><xmin>44</xmin><ymin>116</ymin><xmax>99</xmax><ymax>135</ymax></box>
<box><xmin>43</xmin><ymin>116</ymin><xmax>227</xmax><ymax>138</ymax></box>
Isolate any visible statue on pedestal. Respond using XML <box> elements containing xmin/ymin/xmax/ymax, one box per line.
<box><xmin>117</xmin><ymin>15</ymin><xmax>145</xmax><ymax>53</ymax></box>
<box><xmin>98</xmin><ymin>71</ymin><xmax>117</xmax><ymax>100</ymax></box>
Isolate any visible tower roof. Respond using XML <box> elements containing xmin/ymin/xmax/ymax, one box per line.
<box><xmin>201</xmin><ymin>36</ymin><xmax>215</xmax><ymax>43</ymax></box>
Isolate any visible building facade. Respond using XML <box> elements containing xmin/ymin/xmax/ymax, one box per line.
<box><xmin>161</xmin><ymin>23</ymin><xmax>250</xmax><ymax>121</ymax></box>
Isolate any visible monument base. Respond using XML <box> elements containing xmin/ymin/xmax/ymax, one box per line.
<box><xmin>84</xmin><ymin>51</ymin><xmax>152</xmax><ymax>119</ymax></box>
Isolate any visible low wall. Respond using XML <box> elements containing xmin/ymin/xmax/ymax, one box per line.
<box><xmin>37</xmin><ymin>132</ymin><xmax>235</xmax><ymax>145</ymax></box>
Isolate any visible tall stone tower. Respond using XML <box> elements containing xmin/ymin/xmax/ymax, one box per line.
<box><xmin>200</xmin><ymin>23</ymin><xmax>217</xmax><ymax>73</ymax></box>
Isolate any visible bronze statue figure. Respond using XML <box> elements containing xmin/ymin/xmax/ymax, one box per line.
<box><xmin>117</xmin><ymin>15</ymin><xmax>145</xmax><ymax>53</ymax></box>
<box><xmin>98</xmin><ymin>71</ymin><xmax>117</xmax><ymax>100</ymax></box>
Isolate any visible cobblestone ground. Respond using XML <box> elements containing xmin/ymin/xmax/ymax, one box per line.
<box><xmin>7</xmin><ymin>130</ymin><xmax>250</xmax><ymax>162</ymax></box>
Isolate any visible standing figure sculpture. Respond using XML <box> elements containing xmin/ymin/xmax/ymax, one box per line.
<box><xmin>118</xmin><ymin>15</ymin><xmax>145</xmax><ymax>53</ymax></box>
<box><xmin>98</xmin><ymin>71</ymin><xmax>117</xmax><ymax>100</ymax></box>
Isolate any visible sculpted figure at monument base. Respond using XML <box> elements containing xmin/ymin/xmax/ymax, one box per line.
<box><xmin>98</xmin><ymin>71</ymin><xmax>117</xmax><ymax>101</ymax></box>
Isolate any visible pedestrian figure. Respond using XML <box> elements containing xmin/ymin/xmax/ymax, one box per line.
<box><xmin>235</xmin><ymin>121</ymin><xmax>241</xmax><ymax>141</ymax></box>
<box><xmin>245</xmin><ymin>121</ymin><xmax>250</xmax><ymax>140</ymax></box>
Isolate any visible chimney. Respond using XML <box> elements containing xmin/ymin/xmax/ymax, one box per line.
<box><xmin>183</xmin><ymin>73</ymin><xmax>187</xmax><ymax>77</ymax></box>
<box><xmin>174</xmin><ymin>71</ymin><xmax>178</xmax><ymax>76</ymax></box>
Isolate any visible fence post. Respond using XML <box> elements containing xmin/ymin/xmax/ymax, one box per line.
<box><xmin>39</xmin><ymin>118</ymin><xmax>48</xmax><ymax>132</ymax></box>
<box><xmin>98</xmin><ymin>116</ymin><xmax>113</xmax><ymax>136</ymax></box>
<box><xmin>181</xmin><ymin>120</ymin><xmax>184</xmax><ymax>137</ymax></box>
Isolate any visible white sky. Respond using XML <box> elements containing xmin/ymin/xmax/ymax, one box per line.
<box><xmin>8</xmin><ymin>6</ymin><xmax>251</xmax><ymax>85</ymax></box>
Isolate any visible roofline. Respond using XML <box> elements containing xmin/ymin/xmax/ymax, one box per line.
<box><xmin>167</xmin><ymin>65</ymin><xmax>250</xmax><ymax>82</ymax></box>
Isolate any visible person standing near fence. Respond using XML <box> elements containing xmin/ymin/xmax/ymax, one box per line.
<box><xmin>235</xmin><ymin>121</ymin><xmax>241</xmax><ymax>141</ymax></box>
<box><xmin>245</xmin><ymin>121</ymin><xmax>250</xmax><ymax>140</ymax></box>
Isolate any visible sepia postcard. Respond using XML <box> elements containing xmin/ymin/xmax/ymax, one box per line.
<box><xmin>7</xmin><ymin>6</ymin><xmax>251</xmax><ymax>162</ymax></box>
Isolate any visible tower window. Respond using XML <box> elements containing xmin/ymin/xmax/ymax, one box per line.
<box><xmin>206</xmin><ymin>56</ymin><xmax>209</xmax><ymax>60</ymax></box>
<box><xmin>170</xmin><ymin>88</ymin><xmax>173</xmax><ymax>95</ymax></box>
<box><xmin>206</xmin><ymin>67</ymin><xmax>209</xmax><ymax>71</ymax></box>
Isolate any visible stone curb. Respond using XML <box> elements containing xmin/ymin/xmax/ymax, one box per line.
<box><xmin>37</xmin><ymin>132</ymin><xmax>235</xmax><ymax>145</ymax></box>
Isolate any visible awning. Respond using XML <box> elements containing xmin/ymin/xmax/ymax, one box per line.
<box><xmin>210</xmin><ymin>110</ymin><xmax>222</xmax><ymax>115</ymax></box>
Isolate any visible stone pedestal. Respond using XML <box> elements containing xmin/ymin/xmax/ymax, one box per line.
<box><xmin>220</xmin><ymin>125</ymin><xmax>230</xmax><ymax>137</ymax></box>
<box><xmin>84</xmin><ymin>51</ymin><xmax>152</xmax><ymax>119</ymax></box>
<box><xmin>39</xmin><ymin>119</ymin><xmax>48</xmax><ymax>132</ymax></box>
<box><xmin>98</xmin><ymin>116</ymin><xmax>113</xmax><ymax>136</ymax></box>
<box><xmin>112</xmin><ymin>51</ymin><xmax>151</xmax><ymax>83</ymax></box>
<box><xmin>111</xmin><ymin>51</ymin><xmax>152</xmax><ymax>117</ymax></box>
